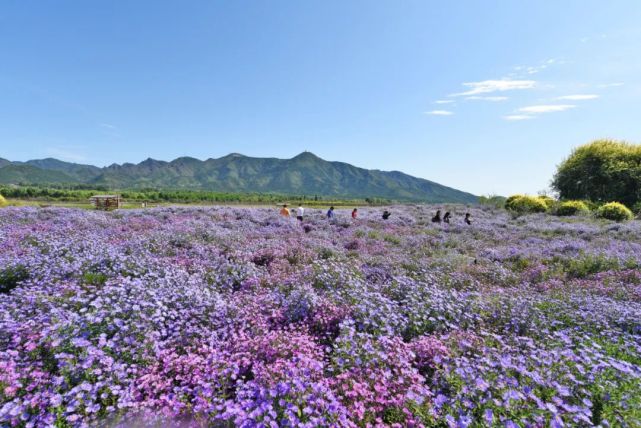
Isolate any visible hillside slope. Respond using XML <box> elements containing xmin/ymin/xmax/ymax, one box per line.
<box><xmin>0</xmin><ymin>152</ymin><xmax>477</xmax><ymax>203</ymax></box>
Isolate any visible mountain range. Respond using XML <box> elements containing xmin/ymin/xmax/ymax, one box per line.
<box><xmin>0</xmin><ymin>152</ymin><xmax>477</xmax><ymax>203</ymax></box>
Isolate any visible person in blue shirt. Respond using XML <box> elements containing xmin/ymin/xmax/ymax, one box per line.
<box><xmin>327</xmin><ymin>206</ymin><xmax>335</xmax><ymax>220</ymax></box>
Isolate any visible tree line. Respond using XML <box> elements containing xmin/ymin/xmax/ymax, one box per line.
<box><xmin>0</xmin><ymin>184</ymin><xmax>393</xmax><ymax>206</ymax></box>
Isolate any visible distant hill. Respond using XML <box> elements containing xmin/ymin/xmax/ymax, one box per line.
<box><xmin>22</xmin><ymin>158</ymin><xmax>102</xmax><ymax>182</ymax></box>
<box><xmin>0</xmin><ymin>164</ymin><xmax>79</xmax><ymax>184</ymax></box>
<box><xmin>0</xmin><ymin>152</ymin><xmax>477</xmax><ymax>203</ymax></box>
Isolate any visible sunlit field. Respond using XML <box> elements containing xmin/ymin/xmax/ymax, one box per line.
<box><xmin>1</xmin><ymin>206</ymin><xmax>640</xmax><ymax>427</ymax></box>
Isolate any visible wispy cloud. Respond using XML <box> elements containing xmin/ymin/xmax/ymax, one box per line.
<box><xmin>556</xmin><ymin>94</ymin><xmax>599</xmax><ymax>100</ymax></box>
<box><xmin>451</xmin><ymin>79</ymin><xmax>536</xmax><ymax>96</ymax></box>
<box><xmin>98</xmin><ymin>122</ymin><xmax>121</xmax><ymax>138</ymax></box>
<box><xmin>503</xmin><ymin>115</ymin><xmax>535</xmax><ymax>121</ymax></box>
<box><xmin>465</xmin><ymin>96</ymin><xmax>508</xmax><ymax>102</ymax></box>
<box><xmin>518</xmin><ymin>104</ymin><xmax>576</xmax><ymax>114</ymax></box>
<box><xmin>425</xmin><ymin>110</ymin><xmax>454</xmax><ymax>116</ymax></box>
<box><xmin>512</xmin><ymin>59</ymin><xmax>559</xmax><ymax>76</ymax></box>
<box><xmin>434</xmin><ymin>100</ymin><xmax>454</xmax><ymax>104</ymax></box>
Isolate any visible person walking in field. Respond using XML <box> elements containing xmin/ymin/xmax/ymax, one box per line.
<box><xmin>280</xmin><ymin>204</ymin><xmax>290</xmax><ymax>217</ymax></box>
<box><xmin>352</xmin><ymin>208</ymin><xmax>358</xmax><ymax>219</ymax></box>
<box><xmin>327</xmin><ymin>206</ymin><xmax>335</xmax><ymax>220</ymax></box>
<box><xmin>296</xmin><ymin>205</ymin><xmax>305</xmax><ymax>222</ymax></box>
<box><xmin>382</xmin><ymin>210</ymin><xmax>391</xmax><ymax>220</ymax></box>
<box><xmin>464</xmin><ymin>212</ymin><xmax>472</xmax><ymax>225</ymax></box>
<box><xmin>432</xmin><ymin>210</ymin><xmax>442</xmax><ymax>223</ymax></box>
<box><xmin>443</xmin><ymin>211</ymin><xmax>451</xmax><ymax>224</ymax></box>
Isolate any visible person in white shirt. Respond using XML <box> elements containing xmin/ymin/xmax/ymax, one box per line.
<box><xmin>296</xmin><ymin>205</ymin><xmax>304</xmax><ymax>222</ymax></box>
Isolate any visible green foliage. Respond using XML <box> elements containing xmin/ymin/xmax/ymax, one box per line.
<box><xmin>596</xmin><ymin>202</ymin><xmax>634</xmax><ymax>222</ymax></box>
<box><xmin>478</xmin><ymin>194</ymin><xmax>506</xmax><ymax>208</ymax></box>
<box><xmin>383</xmin><ymin>234</ymin><xmax>401</xmax><ymax>245</ymax></box>
<box><xmin>562</xmin><ymin>254</ymin><xmax>620</xmax><ymax>279</ymax></box>
<box><xmin>81</xmin><ymin>271</ymin><xmax>109</xmax><ymax>286</ymax></box>
<box><xmin>504</xmin><ymin>194</ymin><xmax>523</xmax><ymax>208</ymax></box>
<box><xmin>552</xmin><ymin>140</ymin><xmax>641</xmax><ymax>207</ymax></box>
<box><xmin>504</xmin><ymin>195</ymin><xmax>549</xmax><ymax>214</ymax></box>
<box><xmin>555</xmin><ymin>200</ymin><xmax>590</xmax><ymax>216</ymax></box>
<box><xmin>319</xmin><ymin>248</ymin><xmax>335</xmax><ymax>260</ymax></box>
<box><xmin>0</xmin><ymin>184</ymin><xmax>378</xmax><ymax>207</ymax></box>
<box><xmin>537</xmin><ymin>195</ymin><xmax>555</xmax><ymax>210</ymax></box>
<box><xmin>0</xmin><ymin>264</ymin><xmax>30</xmax><ymax>294</ymax></box>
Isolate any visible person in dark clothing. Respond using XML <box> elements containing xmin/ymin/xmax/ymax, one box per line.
<box><xmin>382</xmin><ymin>210</ymin><xmax>391</xmax><ymax>220</ymax></box>
<box><xmin>464</xmin><ymin>212</ymin><xmax>472</xmax><ymax>225</ymax></box>
<box><xmin>443</xmin><ymin>211</ymin><xmax>451</xmax><ymax>224</ymax></box>
<box><xmin>432</xmin><ymin>210</ymin><xmax>442</xmax><ymax>223</ymax></box>
<box><xmin>327</xmin><ymin>206</ymin><xmax>335</xmax><ymax>220</ymax></box>
<box><xmin>352</xmin><ymin>208</ymin><xmax>358</xmax><ymax>219</ymax></box>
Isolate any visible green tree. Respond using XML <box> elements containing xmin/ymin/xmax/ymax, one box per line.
<box><xmin>552</xmin><ymin>140</ymin><xmax>641</xmax><ymax>207</ymax></box>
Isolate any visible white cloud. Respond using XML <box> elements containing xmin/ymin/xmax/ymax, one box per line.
<box><xmin>451</xmin><ymin>79</ymin><xmax>536</xmax><ymax>96</ymax></box>
<box><xmin>99</xmin><ymin>123</ymin><xmax>117</xmax><ymax>129</ymax></box>
<box><xmin>503</xmin><ymin>115</ymin><xmax>535</xmax><ymax>121</ymax></box>
<box><xmin>425</xmin><ymin>110</ymin><xmax>453</xmax><ymax>116</ymax></box>
<box><xmin>465</xmin><ymin>96</ymin><xmax>508</xmax><ymax>101</ymax></box>
<box><xmin>511</xmin><ymin>59</ymin><xmax>562</xmax><ymax>78</ymax></box>
<box><xmin>518</xmin><ymin>104</ymin><xmax>576</xmax><ymax>114</ymax></box>
<box><xmin>434</xmin><ymin>100</ymin><xmax>454</xmax><ymax>104</ymax></box>
<box><xmin>557</xmin><ymin>94</ymin><xmax>599</xmax><ymax>100</ymax></box>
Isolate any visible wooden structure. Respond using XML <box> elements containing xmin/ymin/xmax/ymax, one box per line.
<box><xmin>90</xmin><ymin>195</ymin><xmax>122</xmax><ymax>210</ymax></box>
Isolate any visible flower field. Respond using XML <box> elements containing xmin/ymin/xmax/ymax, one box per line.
<box><xmin>1</xmin><ymin>205</ymin><xmax>640</xmax><ymax>427</ymax></box>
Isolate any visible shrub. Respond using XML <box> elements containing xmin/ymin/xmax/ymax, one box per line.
<box><xmin>0</xmin><ymin>194</ymin><xmax>7</xmax><ymax>207</ymax></box>
<box><xmin>505</xmin><ymin>195</ymin><xmax>548</xmax><ymax>214</ymax></box>
<box><xmin>504</xmin><ymin>194</ymin><xmax>524</xmax><ymax>209</ymax></box>
<box><xmin>596</xmin><ymin>202</ymin><xmax>634</xmax><ymax>222</ymax></box>
<box><xmin>555</xmin><ymin>200</ymin><xmax>590</xmax><ymax>216</ymax></box>
<box><xmin>479</xmin><ymin>194</ymin><xmax>507</xmax><ymax>209</ymax></box>
<box><xmin>537</xmin><ymin>195</ymin><xmax>556</xmax><ymax>210</ymax></box>
<box><xmin>552</xmin><ymin>139</ymin><xmax>641</xmax><ymax>207</ymax></box>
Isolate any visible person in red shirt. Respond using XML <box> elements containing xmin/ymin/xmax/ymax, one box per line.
<box><xmin>351</xmin><ymin>208</ymin><xmax>358</xmax><ymax>219</ymax></box>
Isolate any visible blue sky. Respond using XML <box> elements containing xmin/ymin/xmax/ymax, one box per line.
<box><xmin>1</xmin><ymin>1</ymin><xmax>640</xmax><ymax>196</ymax></box>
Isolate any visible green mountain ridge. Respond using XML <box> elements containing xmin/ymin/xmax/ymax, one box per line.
<box><xmin>0</xmin><ymin>152</ymin><xmax>477</xmax><ymax>203</ymax></box>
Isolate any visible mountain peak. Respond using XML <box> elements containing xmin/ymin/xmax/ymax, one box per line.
<box><xmin>171</xmin><ymin>156</ymin><xmax>199</xmax><ymax>163</ymax></box>
<box><xmin>219</xmin><ymin>153</ymin><xmax>247</xmax><ymax>160</ymax></box>
<box><xmin>139</xmin><ymin>157</ymin><xmax>160</xmax><ymax>164</ymax></box>
<box><xmin>292</xmin><ymin>151</ymin><xmax>321</xmax><ymax>161</ymax></box>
